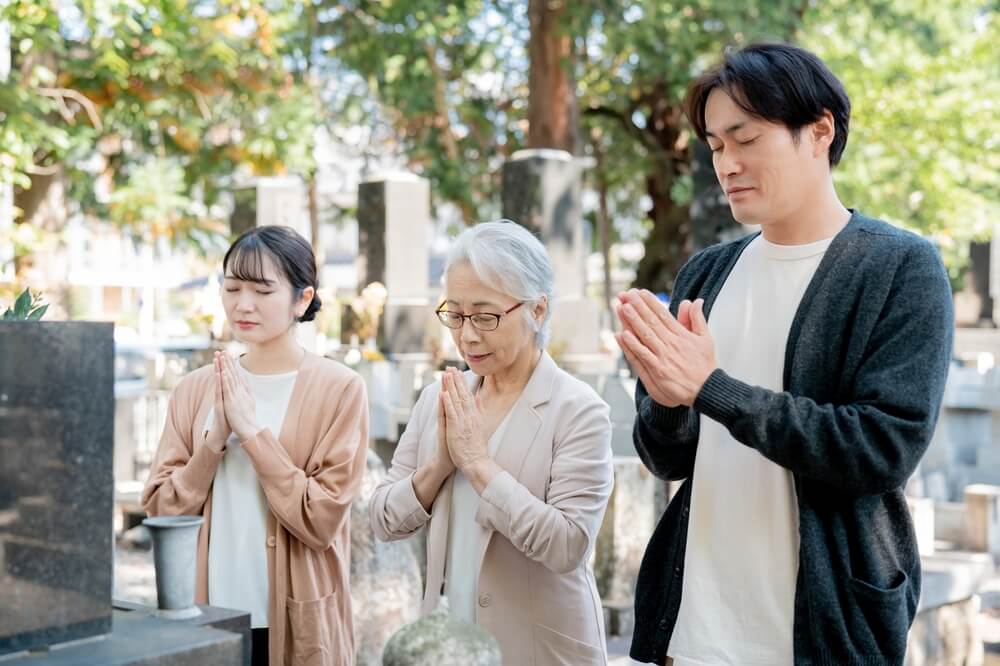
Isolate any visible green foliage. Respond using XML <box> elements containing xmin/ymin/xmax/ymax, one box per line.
<box><xmin>3</xmin><ymin>0</ymin><xmax>995</xmax><ymax>281</ymax></box>
<box><xmin>1</xmin><ymin>287</ymin><xmax>48</xmax><ymax>320</ymax></box>
<box><xmin>307</xmin><ymin>1</ymin><xmax>529</xmax><ymax>222</ymax></box>
<box><xmin>799</xmin><ymin>0</ymin><xmax>1000</xmax><ymax>279</ymax></box>
<box><xmin>1</xmin><ymin>0</ymin><xmax>318</xmax><ymax>249</ymax></box>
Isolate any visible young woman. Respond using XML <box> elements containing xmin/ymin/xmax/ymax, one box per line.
<box><xmin>143</xmin><ymin>225</ymin><xmax>369</xmax><ymax>666</ymax></box>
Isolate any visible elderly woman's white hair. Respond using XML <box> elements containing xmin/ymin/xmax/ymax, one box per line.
<box><xmin>444</xmin><ymin>220</ymin><xmax>555</xmax><ymax>349</ymax></box>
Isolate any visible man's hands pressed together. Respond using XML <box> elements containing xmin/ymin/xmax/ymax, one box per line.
<box><xmin>614</xmin><ymin>289</ymin><xmax>718</xmax><ymax>408</ymax></box>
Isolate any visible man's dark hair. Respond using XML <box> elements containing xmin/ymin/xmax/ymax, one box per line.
<box><xmin>684</xmin><ymin>43</ymin><xmax>851</xmax><ymax>167</ymax></box>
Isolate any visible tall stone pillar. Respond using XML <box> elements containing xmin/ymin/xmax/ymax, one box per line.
<box><xmin>357</xmin><ymin>173</ymin><xmax>432</xmax><ymax>354</ymax></box>
<box><xmin>230</xmin><ymin>177</ymin><xmax>311</xmax><ymax>239</ymax></box>
<box><xmin>501</xmin><ymin>149</ymin><xmax>599</xmax><ymax>355</ymax></box>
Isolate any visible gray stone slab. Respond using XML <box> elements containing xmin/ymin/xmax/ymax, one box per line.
<box><xmin>0</xmin><ymin>322</ymin><xmax>114</xmax><ymax>656</ymax></box>
<box><xmin>0</xmin><ymin>609</ymin><xmax>242</xmax><ymax>665</ymax></box>
<box><xmin>919</xmin><ymin>551</ymin><xmax>996</xmax><ymax>612</ymax></box>
<box><xmin>112</xmin><ymin>601</ymin><xmax>251</xmax><ymax>666</ymax></box>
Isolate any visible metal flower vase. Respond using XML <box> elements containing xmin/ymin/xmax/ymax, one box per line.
<box><xmin>142</xmin><ymin>515</ymin><xmax>204</xmax><ymax>620</ymax></box>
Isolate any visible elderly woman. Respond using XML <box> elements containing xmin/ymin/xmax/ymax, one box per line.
<box><xmin>370</xmin><ymin>220</ymin><xmax>614</xmax><ymax>665</ymax></box>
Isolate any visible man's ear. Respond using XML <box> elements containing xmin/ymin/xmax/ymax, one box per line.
<box><xmin>810</xmin><ymin>110</ymin><xmax>836</xmax><ymax>160</ymax></box>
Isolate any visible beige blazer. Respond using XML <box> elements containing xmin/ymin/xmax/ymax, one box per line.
<box><xmin>370</xmin><ymin>353</ymin><xmax>614</xmax><ymax>666</ymax></box>
<box><xmin>142</xmin><ymin>353</ymin><xmax>369</xmax><ymax>666</ymax></box>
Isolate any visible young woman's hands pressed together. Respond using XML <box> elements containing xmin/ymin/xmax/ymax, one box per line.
<box><xmin>204</xmin><ymin>352</ymin><xmax>232</xmax><ymax>453</ymax></box>
<box><xmin>217</xmin><ymin>351</ymin><xmax>261</xmax><ymax>443</ymax></box>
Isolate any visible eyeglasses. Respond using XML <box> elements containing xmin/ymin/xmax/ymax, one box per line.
<box><xmin>435</xmin><ymin>302</ymin><xmax>524</xmax><ymax>331</ymax></box>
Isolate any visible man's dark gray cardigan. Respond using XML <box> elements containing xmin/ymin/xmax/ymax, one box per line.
<box><xmin>629</xmin><ymin>211</ymin><xmax>954</xmax><ymax>666</ymax></box>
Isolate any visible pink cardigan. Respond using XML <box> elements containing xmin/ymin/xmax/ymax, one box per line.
<box><xmin>142</xmin><ymin>352</ymin><xmax>369</xmax><ymax>666</ymax></box>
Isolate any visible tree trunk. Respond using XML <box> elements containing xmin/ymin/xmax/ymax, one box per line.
<box><xmin>634</xmin><ymin>164</ymin><xmax>692</xmax><ymax>295</ymax></box>
<box><xmin>590</xmin><ymin>130</ymin><xmax>614</xmax><ymax>323</ymax></box>
<box><xmin>527</xmin><ymin>0</ymin><xmax>579</xmax><ymax>154</ymax></box>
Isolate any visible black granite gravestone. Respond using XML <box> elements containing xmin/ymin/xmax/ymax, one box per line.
<box><xmin>0</xmin><ymin>321</ymin><xmax>114</xmax><ymax>656</ymax></box>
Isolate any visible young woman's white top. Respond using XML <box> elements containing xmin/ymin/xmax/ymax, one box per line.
<box><xmin>206</xmin><ymin>366</ymin><xmax>298</xmax><ymax>629</ymax></box>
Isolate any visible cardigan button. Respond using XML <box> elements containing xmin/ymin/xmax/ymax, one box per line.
<box><xmin>266</xmin><ymin>536</ymin><xmax>276</xmax><ymax>547</ymax></box>
<box><xmin>478</xmin><ymin>594</ymin><xmax>492</xmax><ymax>608</ymax></box>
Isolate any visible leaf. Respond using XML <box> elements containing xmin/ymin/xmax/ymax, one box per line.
<box><xmin>13</xmin><ymin>288</ymin><xmax>31</xmax><ymax>317</ymax></box>
<box><xmin>27</xmin><ymin>304</ymin><xmax>49</xmax><ymax>320</ymax></box>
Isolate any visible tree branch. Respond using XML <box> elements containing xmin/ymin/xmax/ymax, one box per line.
<box><xmin>36</xmin><ymin>87</ymin><xmax>103</xmax><ymax>131</ymax></box>
<box><xmin>583</xmin><ymin>104</ymin><xmax>660</xmax><ymax>154</ymax></box>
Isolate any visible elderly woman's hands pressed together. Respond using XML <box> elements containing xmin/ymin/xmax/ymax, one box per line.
<box><xmin>440</xmin><ymin>367</ymin><xmax>499</xmax><ymax>493</ymax></box>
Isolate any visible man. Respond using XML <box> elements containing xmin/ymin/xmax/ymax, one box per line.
<box><xmin>615</xmin><ymin>43</ymin><xmax>953</xmax><ymax>666</ymax></box>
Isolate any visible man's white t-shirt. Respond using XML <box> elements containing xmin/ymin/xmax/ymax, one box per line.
<box><xmin>207</xmin><ymin>366</ymin><xmax>298</xmax><ymax>629</ymax></box>
<box><xmin>668</xmin><ymin>234</ymin><xmax>833</xmax><ymax>666</ymax></box>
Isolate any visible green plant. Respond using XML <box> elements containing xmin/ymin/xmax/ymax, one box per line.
<box><xmin>2</xmin><ymin>288</ymin><xmax>48</xmax><ymax>321</ymax></box>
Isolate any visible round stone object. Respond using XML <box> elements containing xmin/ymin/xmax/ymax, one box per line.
<box><xmin>382</xmin><ymin>602</ymin><xmax>502</xmax><ymax>666</ymax></box>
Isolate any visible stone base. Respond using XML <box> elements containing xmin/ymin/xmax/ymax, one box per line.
<box><xmin>351</xmin><ymin>452</ymin><xmax>423</xmax><ymax>665</ymax></box>
<box><xmin>906</xmin><ymin>596</ymin><xmax>984</xmax><ymax>666</ymax></box>
<box><xmin>0</xmin><ymin>607</ymin><xmax>244</xmax><ymax>665</ymax></box>
<box><xmin>905</xmin><ymin>551</ymin><xmax>997</xmax><ymax>665</ymax></box>
<box><xmin>112</xmin><ymin>600</ymin><xmax>251</xmax><ymax>666</ymax></box>
<box><xmin>595</xmin><ymin>458</ymin><xmax>656</xmax><ymax>605</ymax></box>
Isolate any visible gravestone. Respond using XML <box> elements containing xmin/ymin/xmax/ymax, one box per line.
<box><xmin>351</xmin><ymin>451</ymin><xmax>423</xmax><ymax>665</ymax></box>
<box><xmin>0</xmin><ymin>322</ymin><xmax>114</xmax><ymax>655</ymax></box>
<box><xmin>0</xmin><ymin>322</ymin><xmax>246</xmax><ymax>664</ymax></box>
<box><xmin>231</xmin><ymin>176</ymin><xmax>311</xmax><ymax>240</ymax></box>
<box><xmin>501</xmin><ymin>149</ymin><xmax>601</xmax><ymax>355</ymax></box>
<box><xmin>357</xmin><ymin>173</ymin><xmax>433</xmax><ymax>354</ymax></box>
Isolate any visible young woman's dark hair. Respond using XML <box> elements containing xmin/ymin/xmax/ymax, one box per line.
<box><xmin>222</xmin><ymin>225</ymin><xmax>322</xmax><ymax>322</ymax></box>
<box><xmin>684</xmin><ymin>43</ymin><xmax>851</xmax><ymax>166</ymax></box>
